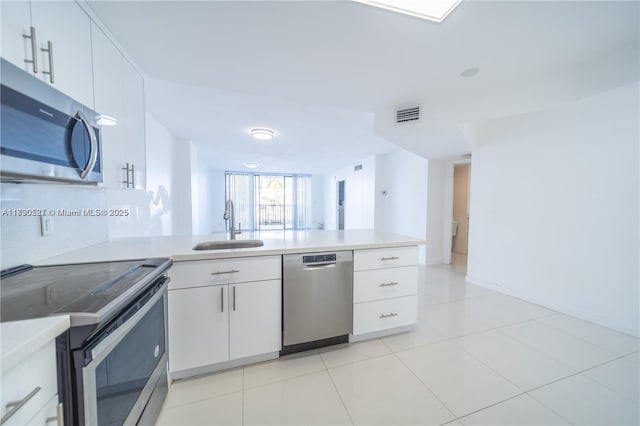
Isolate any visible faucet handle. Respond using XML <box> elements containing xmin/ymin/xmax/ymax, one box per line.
<box><xmin>223</xmin><ymin>210</ymin><xmax>228</xmax><ymax>220</ymax></box>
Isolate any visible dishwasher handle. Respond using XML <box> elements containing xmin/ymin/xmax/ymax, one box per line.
<box><xmin>303</xmin><ymin>262</ymin><xmax>337</xmax><ymax>271</ymax></box>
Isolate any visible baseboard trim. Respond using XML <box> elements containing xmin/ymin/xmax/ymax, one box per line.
<box><xmin>169</xmin><ymin>351</ymin><xmax>280</xmax><ymax>382</ymax></box>
<box><xmin>465</xmin><ymin>275</ymin><xmax>639</xmax><ymax>337</ymax></box>
<box><xmin>349</xmin><ymin>324</ymin><xmax>416</xmax><ymax>343</ymax></box>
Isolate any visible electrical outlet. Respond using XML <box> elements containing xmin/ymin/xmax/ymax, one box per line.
<box><xmin>40</xmin><ymin>216</ymin><xmax>54</xmax><ymax>236</ymax></box>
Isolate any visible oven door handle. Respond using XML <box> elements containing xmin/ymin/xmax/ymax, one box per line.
<box><xmin>89</xmin><ymin>277</ymin><xmax>168</xmax><ymax>362</ymax></box>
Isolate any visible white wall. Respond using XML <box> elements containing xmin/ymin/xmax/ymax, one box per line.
<box><xmin>191</xmin><ymin>145</ymin><xmax>225</xmax><ymax>235</ymax></box>
<box><xmin>374</xmin><ymin>150</ymin><xmax>428</xmax><ymax>263</ymax></box>
<box><xmin>311</xmin><ymin>175</ymin><xmax>325</xmax><ymax>229</ymax></box>
<box><xmin>426</xmin><ymin>159</ymin><xmax>447</xmax><ymax>265</ymax></box>
<box><xmin>0</xmin><ymin>183</ymin><xmax>108</xmax><ymax>268</ymax></box>
<box><xmin>467</xmin><ymin>82</ymin><xmax>639</xmax><ymax>336</ymax></box>
<box><xmin>323</xmin><ymin>156</ymin><xmax>376</xmax><ymax>230</ymax></box>
<box><xmin>107</xmin><ymin>113</ymin><xmax>193</xmax><ymax>238</ymax></box>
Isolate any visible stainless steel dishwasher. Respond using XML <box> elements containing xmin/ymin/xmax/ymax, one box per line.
<box><xmin>282</xmin><ymin>251</ymin><xmax>353</xmax><ymax>354</ymax></box>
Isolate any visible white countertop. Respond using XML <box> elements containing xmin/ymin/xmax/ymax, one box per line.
<box><xmin>1</xmin><ymin>315</ymin><xmax>70</xmax><ymax>374</ymax></box>
<box><xmin>36</xmin><ymin>230</ymin><xmax>424</xmax><ymax>265</ymax></box>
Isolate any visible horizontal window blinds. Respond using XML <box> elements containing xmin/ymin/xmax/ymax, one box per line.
<box><xmin>225</xmin><ymin>171</ymin><xmax>311</xmax><ymax>231</ymax></box>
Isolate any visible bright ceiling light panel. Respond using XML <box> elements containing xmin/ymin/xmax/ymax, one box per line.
<box><xmin>251</xmin><ymin>128</ymin><xmax>275</xmax><ymax>140</ymax></box>
<box><xmin>353</xmin><ymin>0</ymin><xmax>461</xmax><ymax>23</ymax></box>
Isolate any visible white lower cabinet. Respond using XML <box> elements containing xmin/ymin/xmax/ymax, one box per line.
<box><xmin>168</xmin><ymin>285</ymin><xmax>229</xmax><ymax>373</ymax></box>
<box><xmin>353</xmin><ymin>295</ymin><xmax>418</xmax><ymax>335</ymax></box>
<box><xmin>352</xmin><ymin>246</ymin><xmax>419</xmax><ymax>338</ymax></box>
<box><xmin>1</xmin><ymin>341</ymin><xmax>58</xmax><ymax>426</ymax></box>
<box><xmin>168</xmin><ymin>279</ymin><xmax>281</xmax><ymax>374</ymax></box>
<box><xmin>229</xmin><ymin>280</ymin><xmax>281</xmax><ymax>359</ymax></box>
<box><xmin>168</xmin><ymin>256</ymin><xmax>282</xmax><ymax>375</ymax></box>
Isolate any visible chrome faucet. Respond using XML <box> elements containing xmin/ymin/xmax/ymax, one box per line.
<box><xmin>223</xmin><ymin>200</ymin><xmax>241</xmax><ymax>240</ymax></box>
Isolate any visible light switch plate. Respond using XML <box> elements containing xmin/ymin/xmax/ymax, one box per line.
<box><xmin>40</xmin><ymin>216</ymin><xmax>54</xmax><ymax>236</ymax></box>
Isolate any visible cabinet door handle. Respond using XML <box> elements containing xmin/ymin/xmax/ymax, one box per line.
<box><xmin>1</xmin><ymin>386</ymin><xmax>41</xmax><ymax>424</ymax></box>
<box><xmin>45</xmin><ymin>403</ymin><xmax>64</xmax><ymax>425</ymax></box>
<box><xmin>211</xmin><ymin>269</ymin><xmax>239</xmax><ymax>276</ymax></box>
<box><xmin>380</xmin><ymin>256</ymin><xmax>399</xmax><ymax>261</ymax></box>
<box><xmin>232</xmin><ymin>286</ymin><xmax>236</xmax><ymax>311</ymax></box>
<box><xmin>41</xmin><ymin>40</ymin><xmax>54</xmax><ymax>83</ymax></box>
<box><xmin>379</xmin><ymin>282</ymin><xmax>399</xmax><ymax>287</ymax></box>
<box><xmin>23</xmin><ymin>26</ymin><xmax>38</xmax><ymax>73</ymax></box>
<box><xmin>220</xmin><ymin>286</ymin><xmax>224</xmax><ymax>312</ymax></box>
<box><xmin>379</xmin><ymin>313</ymin><xmax>398</xmax><ymax>319</ymax></box>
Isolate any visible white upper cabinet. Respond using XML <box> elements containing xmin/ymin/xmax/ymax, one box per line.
<box><xmin>30</xmin><ymin>1</ymin><xmax>94</xmax><ymax>108</ymax></box>
<box><xmin>91</xmin><ymin>23</ymin><xmax>146</xmax><ymax>189</ymax></box>
<box><xmin>91</xmin><ymin>22</ymin><xmax>124</xmax><ymax>189</ymax></box>
<box><xmin>0</xmin><ymin>0</ymin><xmax>33</xmax><ymax>72</ymax></box>
<box><xmin>121</xmin><ymin>59</ymin><xmax>147</xmax><ymax>189</ymax></box>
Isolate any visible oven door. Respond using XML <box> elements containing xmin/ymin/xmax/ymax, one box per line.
<box><xmin>82</xmin><ymin>279</ymin><xmax>168</xmax><ymax>426</ymax></box>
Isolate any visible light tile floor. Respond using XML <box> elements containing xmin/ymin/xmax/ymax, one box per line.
<box><xmin>156</xmin><ymin>261</ymin><xmax>639</xmax><ymax>425</ymax></box>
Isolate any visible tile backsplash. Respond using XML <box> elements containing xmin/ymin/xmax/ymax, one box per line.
<box><xmin>0</xmin><ymin>182</ymin><xmax>109</xmax><ymax>268</ymax></box>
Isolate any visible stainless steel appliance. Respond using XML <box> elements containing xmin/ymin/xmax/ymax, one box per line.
<box><xmin>0</xmin><ymin>258</ymin><xmax>171</xmax><ymax>426</ymax></box>
<box><xmin>0</xmin><ymin>58</ymin><xmax>103</xmax><ymax>184</ymax></box>
<box><xmin>282</xmin><ymin>251</ymin><xmax>353</xmax><ymax>354</ymax></box>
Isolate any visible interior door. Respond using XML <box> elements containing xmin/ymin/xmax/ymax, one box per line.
<box><xmin>337</xmin><ymin>180</ymin><xmax>345</xmax><ymax>230</ymax></box>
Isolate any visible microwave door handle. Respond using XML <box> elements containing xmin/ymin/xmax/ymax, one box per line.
<box><xmin>75</xmin><ymin>111</ymin><xmax>98</xmax><ymax>179</ymax></box>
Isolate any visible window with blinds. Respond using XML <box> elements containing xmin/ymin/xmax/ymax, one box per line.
<box><xmin>225</xmin><ymin>171</ymin><xmax>312</xmax><ymax>231</ymax></box>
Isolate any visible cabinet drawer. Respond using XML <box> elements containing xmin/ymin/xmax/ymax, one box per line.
<box><xmin>354</xmin><ymin>266</ymin><xmax>418</xmax><ymax>303</ymax></box>
<box><xmin>353</xmin><ymin>296</ymin><xmax>418</xmax><ymax>336</ymax></box>
<box><xmin>354</xmin><ymin>246</ymin><xmax>418</xmax><ymax>271</ymax></box>
<box><xmin>169</xmin><ymin>255</ymin><xmax>281</xmax><ymax>289</ymax></box>
<box><xmin>1</xmin><ymin>341</ymin><xmax>57</xmax><ymax>426</ymax></box>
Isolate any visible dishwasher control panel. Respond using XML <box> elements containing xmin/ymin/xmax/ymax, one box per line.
<box><xmin>302</xmin><ymin>254</ymin><xmax>337</xmax><ymax>264</ymax></box>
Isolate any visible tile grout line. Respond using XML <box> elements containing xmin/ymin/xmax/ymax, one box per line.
<box><xmin>241</xmin><ymin>366</ymin><xmax>245</xmax><ymax>426</ymax></box>
<box><xmin>325</xmin><ymin>365</ymin><xmax>356</xmax><ymax>426</ymax></box>
<box><xmin>391</xmin><ymin>350</ymin><xmax>458</xmax><ymax>423</ymax></box>
<box><xmin>532</xmin><ymin>317</ymin><xmax>640</xmax><ymax>356</ymax></box>
<box><xmin>320</xmin><ymin>343</ymin><xmax>356</xmax><ymax>425</ymax></box>
<box><xmin>493</xmin><ymin>324</ymin><xmax>619</xmax><ymax>372</ymax></box>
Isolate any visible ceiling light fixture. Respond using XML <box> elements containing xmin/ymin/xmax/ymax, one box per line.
<box><xmin>251</xmin><ymin>128</ymin><xmax>274</xmax><ymax>140</ymax></box>
<box><xmin>352</xmin><ymin>0</ymin><xmax>462</xmax><ymax>23</ymax></box>
<box><xmin>243</xmin><ymin>162</ymin><xmax>259</xmax><ymax>169</ymax></box>
<box><xmin>96</xmin><ymin>114</ymin><xmax>118</xmax><ymax>126</ymax></box>
<box><xmin>460</xmin><ymin>67</ymin><xmax>480</xmax><ymax>78</ymax></box>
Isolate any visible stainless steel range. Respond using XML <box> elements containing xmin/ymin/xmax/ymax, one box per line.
<box><xmin>0</xmin><ymin>258</ymin><xmax>172</xmax><ymax>426</ymax></box>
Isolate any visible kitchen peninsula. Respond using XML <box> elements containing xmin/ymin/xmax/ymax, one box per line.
<box><xmin>32</xmin><ymin>229</ymin><xmax>423</xmax><ymax>380</ymax></box>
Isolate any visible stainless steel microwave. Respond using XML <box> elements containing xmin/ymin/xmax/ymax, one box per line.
<box><xmin>0</xmin><ymin>58</ymin><xmax>103</xmax><ymax>184</ymax></box>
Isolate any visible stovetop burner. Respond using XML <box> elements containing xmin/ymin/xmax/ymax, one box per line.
<box><xmin>0</xmin><ymin>258</ymin><xmax>171</xmax><ymax>325</ymax></box>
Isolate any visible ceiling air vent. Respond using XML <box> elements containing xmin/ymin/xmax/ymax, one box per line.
<box><xmin>354</xmin><ymin>164</ymin><xmax>363</xmax><ymax>172</ymax></box>
<box><xmin>395</xmin><ymin>106</ymin><xmax>420</xmax><ymax>124</ymax></box>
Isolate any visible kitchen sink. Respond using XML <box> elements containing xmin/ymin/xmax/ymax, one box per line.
<box><xmin>192</xmin><ymin>240</ymin><xmax>264</xmax><ymax>250</ymax></box>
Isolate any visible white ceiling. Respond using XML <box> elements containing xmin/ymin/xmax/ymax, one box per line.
<box><xmin>87</xmin><ymin>0</ymin><xmax>640</xmax><ymax>172</ymax></box>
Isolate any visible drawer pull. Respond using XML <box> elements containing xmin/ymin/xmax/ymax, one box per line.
<box><xmin>380</xmin><ymin>256</ymin><xmax>399</xmax><ymax>261</ymax></box>
<box><xmin>23</xmin><ymin>26</ymin><xmax>38</xmax><ymax>73</ymax></box>
<box><xmin>211</xmin><ymin>269</ymin><xmax>239</xmax><ymax>275</ymax></box>
<box><xmin>1</xmin><ymin>386</ymin><xmax>41</xmax><ymax>425</ymax></box>
<box><xmin>379</xmin><ymin>312</ymin><xmax>398</xmax><ymax>319</ymax></box>
<box><xmin>379</xmin><ymin>282</ymin><xmax>399</xmax><ymax>287</ymax></box>
<box><xmin>45</xmin><ymin>403</ymin><xmax>64</xmax><ymax>425</ymax></box>
<box><xmin>41</xmin><ymin>41</ymin><xmax>54</xmax><ymax>83</ymax></box>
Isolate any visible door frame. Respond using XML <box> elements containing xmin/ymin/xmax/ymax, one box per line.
<box><xmin>443</xmin><ymin>157</ymin><xmax>472</xmax><ymax>264</ymax></box>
